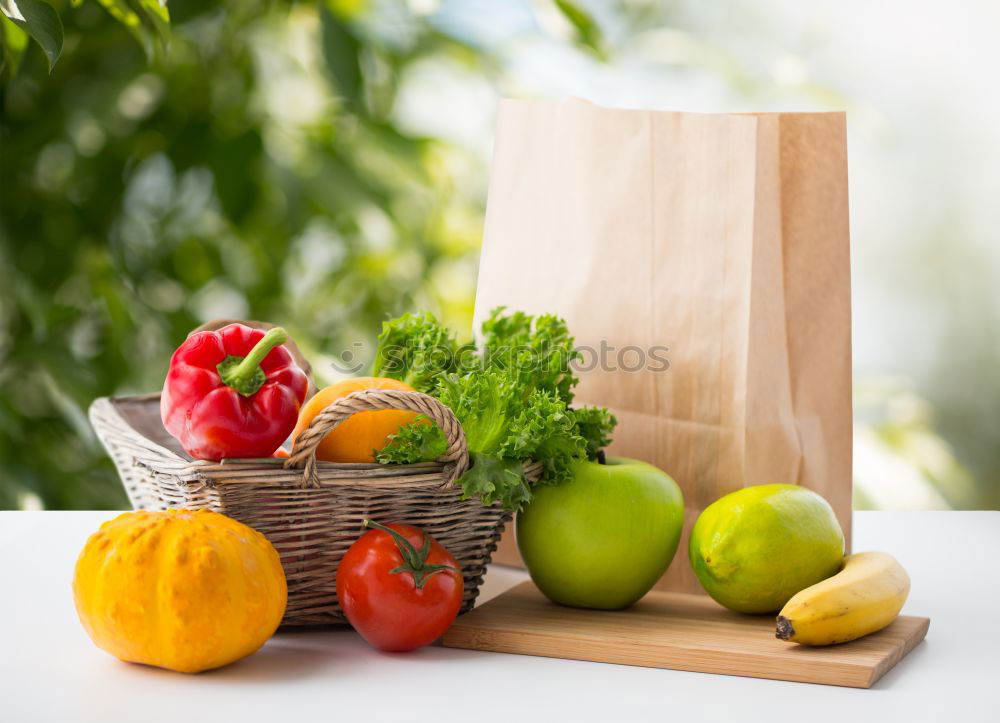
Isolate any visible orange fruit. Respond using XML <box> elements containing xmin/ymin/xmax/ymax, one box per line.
<box><xmin>291</xmin><ymin>377</ymin><xmax>422</xmax><ymax>463</ymax></box>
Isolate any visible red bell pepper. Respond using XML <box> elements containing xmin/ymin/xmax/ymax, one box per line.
<box><xmin>161</xmin><ymin>323</ymin><xmax>309</xmax><ymax>460</ymax></box>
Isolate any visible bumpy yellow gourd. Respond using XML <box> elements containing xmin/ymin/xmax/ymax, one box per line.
<box><xmin>73</xmin><ymin>509</ymin><xmax>287</xmax><ymax>673</ymax></box>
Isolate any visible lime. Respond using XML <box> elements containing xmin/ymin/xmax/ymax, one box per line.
<box><xmin>689</xmin><ymin>485</ymin><xmax>845</xmax><ymax>613</ymax></box>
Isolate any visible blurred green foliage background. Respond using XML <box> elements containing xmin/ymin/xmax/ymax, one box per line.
<box><xmin>1</xmin><ymin>0</ymin><xmax>997</xmax><ymax>510</ymax></box>
<box><xmin>1</xmin><ymin>0</ymin><xmax>496</xmax><ymax>508</ymax></box>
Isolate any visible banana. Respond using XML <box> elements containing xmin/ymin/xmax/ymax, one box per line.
<box><xmin>775</xmin><ymin>551</ymin><xmax>910</xmax><ymax>646</ymax></box>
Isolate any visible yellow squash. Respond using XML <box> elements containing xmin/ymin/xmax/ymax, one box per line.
<box><xmin>73</xmin><ymin>509</ymin><xmax>287</xmax><ymax>673</ymax></box>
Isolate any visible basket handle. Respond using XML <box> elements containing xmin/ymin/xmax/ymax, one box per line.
<box><xmin>284</xmin><ymin>389</ymin><xmax>469</xmax><ymax>488</ymax></box>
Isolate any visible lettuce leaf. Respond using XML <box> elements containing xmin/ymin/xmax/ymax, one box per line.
<box><xmin>460</xmin><ymin>453</ymin><xmax>533</xmax><ymax>512</ymax></box>
<box><xmin>375</xmin><ymin>416</ymin><xmax>447</xmax><ymax>464</ymax></box>
<box><xmin>379</xmin><ymin>367</ymin><xmax>586</xmax><ymax>510</ymax></box>
<box><xmin>372</xmin><ymin>311</ymin><xmax>471</xmax><ymax>393</ymax></box>
<box><xmin>480</xmin><ymin>306</ymin><xmax>580</xmax><ymax>405</ymax></box>
<box><xmin>571</xmin><ymin>406</ymin><xmax>618</xmax><ymax>460</ymax></box>
<box><xmin>373</xmin><ymin>308</ymin><xmax>615</xmax><ymax>511</ymax></box>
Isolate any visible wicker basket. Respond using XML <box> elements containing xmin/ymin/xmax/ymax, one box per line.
<box><xmin>88</xmin><ymin>389</ymin><xmax>539</xmax><ymax>626</ymax></box>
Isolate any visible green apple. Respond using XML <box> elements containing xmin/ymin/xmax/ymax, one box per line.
<box><xmin>516</xmin><ymin>456</ymin><xmax>684</xmax><ymax>609</ymax></box>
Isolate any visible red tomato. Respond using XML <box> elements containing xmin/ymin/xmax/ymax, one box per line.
<box><xmin>337</xmin><ymin>520</ymin><xmax>463</xmax><ymax>651</ymax></box>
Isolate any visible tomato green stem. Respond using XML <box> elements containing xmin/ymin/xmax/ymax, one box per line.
<box><xmin>217</xmin><ymin>327</ymin><xmax>288</xmax><ymax>397</ymax></box>
<box><xmin>364</xmin><ymin>519</ymin><xmax>457</xmax><ymax>589</ymax></box>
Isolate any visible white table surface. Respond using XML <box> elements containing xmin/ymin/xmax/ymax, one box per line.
<box><xmin>2</xmin><ymin>511</ymin><xmax>997</xmax><ymax>723</ymax></box>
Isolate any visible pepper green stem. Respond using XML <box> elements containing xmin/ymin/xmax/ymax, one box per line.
<box><xmin>217</xmin><ymin>327</ymin><xmax>288</xmax><ymax>397</ymax></box>
<box><xmin>364</xmin><ymin>519</ymin><xmax>458</xmax><ymax>589</ymax></box>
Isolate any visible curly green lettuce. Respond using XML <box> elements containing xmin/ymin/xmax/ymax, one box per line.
<box><xmin>571</xmin><ymin>406</ymin><xmax>618</xmax><ymax>461</ymax></box>
<box><xmin>374</xmin><ymin>308</ymin><xmax>615</xmax><ymax>511</ymax></box>
<box><xmin>375</xmin><ymin>415</ymin><xmax>448</xmax><ymax>464</ymax></box>
<box><xmin>480</xmin><ymin>306</ymin><xmax>580</xmax><ymax>405</ymax></box>
<box><xmin>372</xmin><ymin>311</ymin><xmax>472</xmax><ymax>393</ymax></box>
<box><xmin>379</xmin><ymin>367</ymin><xmax>586</xmax><ymax>510</ymax></box>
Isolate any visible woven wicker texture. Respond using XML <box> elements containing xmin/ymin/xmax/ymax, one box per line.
<box><xmin>286</xmin><ymin>389</ymin><xmax>469</xmax><ymax>487</ymax></box>
<box><xmin>89</xmin><ymin>390</ymin><xmax>540</xmax><ymax>625</ymax></box>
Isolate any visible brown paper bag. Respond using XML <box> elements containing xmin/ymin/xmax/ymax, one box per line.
<box><xmin>474</xmin><ymin>98</ymin><xmax>852</xmax><ymax>595</ymax></box>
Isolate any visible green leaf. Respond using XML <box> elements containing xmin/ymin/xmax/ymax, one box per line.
<box><xmin>373</xmin><ymin>308</ymin><xmax>615</xmax><ymax>511</ymax></box>
<box><xmin>459</xmin><ymin>453</ymin><xmax>532</xmax><ymax>511</ymax></box>
<box><xmin>94</xmin><ymin>0</ymin><xmax>170</xmax><ymax>61</ymax></box>
<box><xmin>92</xmin><ymin>0</ymin><xmax>136</xmax><ymax>26</ymax></box>
<box><xmin>435</xmin><ymin>368</ymin><xmax>587</xmax><ymax>510</ymax></box>
<box><xmin>373</xmin><ymin>311</ymin><xmax>471</xmax><ymax>393</ymax></box>
<box><xmin>376</xmin><ymin>416</ymin><xmax>448</xmax><ymax>464</ymax></box>
<box><xmin>571</xmin><ymin>405</ymin><xmax>618</xmax><ymax>460</ymax></box>
<box><xmin>0</xmin><ymin>13</ymin><xmax>29</xmax><ymax>79</ymax></box>
<box><xmin>127</xmin><ymin>0</ymin><xmax>170</xmax><ymax>47</ymax></box>
<box><xmin>481</xmin><ymin>306</ymin><xmax>581</xmax><ymax>404</ymax></box>
<box><xmin>0</xmin><ymin>0</ymin><xmax>63</xmax><ymax>71</ymax></box>
<box><xmin>319</xmin><ymin>1</ymin><xmax>363</xmax><ymax>111</ymax></box>
<box><xmin>554</xmin><ymin>0</ymin><xmax>605</xmax><ymax>60</ymax></box>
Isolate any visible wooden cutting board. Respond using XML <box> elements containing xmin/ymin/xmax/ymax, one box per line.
<box><xmin>442</xmin><ymin>582</ymin><xmax>929</xmax><ymax>688</ymax></box>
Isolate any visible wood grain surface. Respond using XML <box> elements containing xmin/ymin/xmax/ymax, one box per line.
<box><xmin>442</xmin><ymin>582</ymin><xmax>929</xmax><ymax>688</ymax></box>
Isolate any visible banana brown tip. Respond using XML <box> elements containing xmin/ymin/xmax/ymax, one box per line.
<box><xmin>775</xmin><ymin>615</ymin><xmax>795</xmax><ymax>640</ymax></box>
